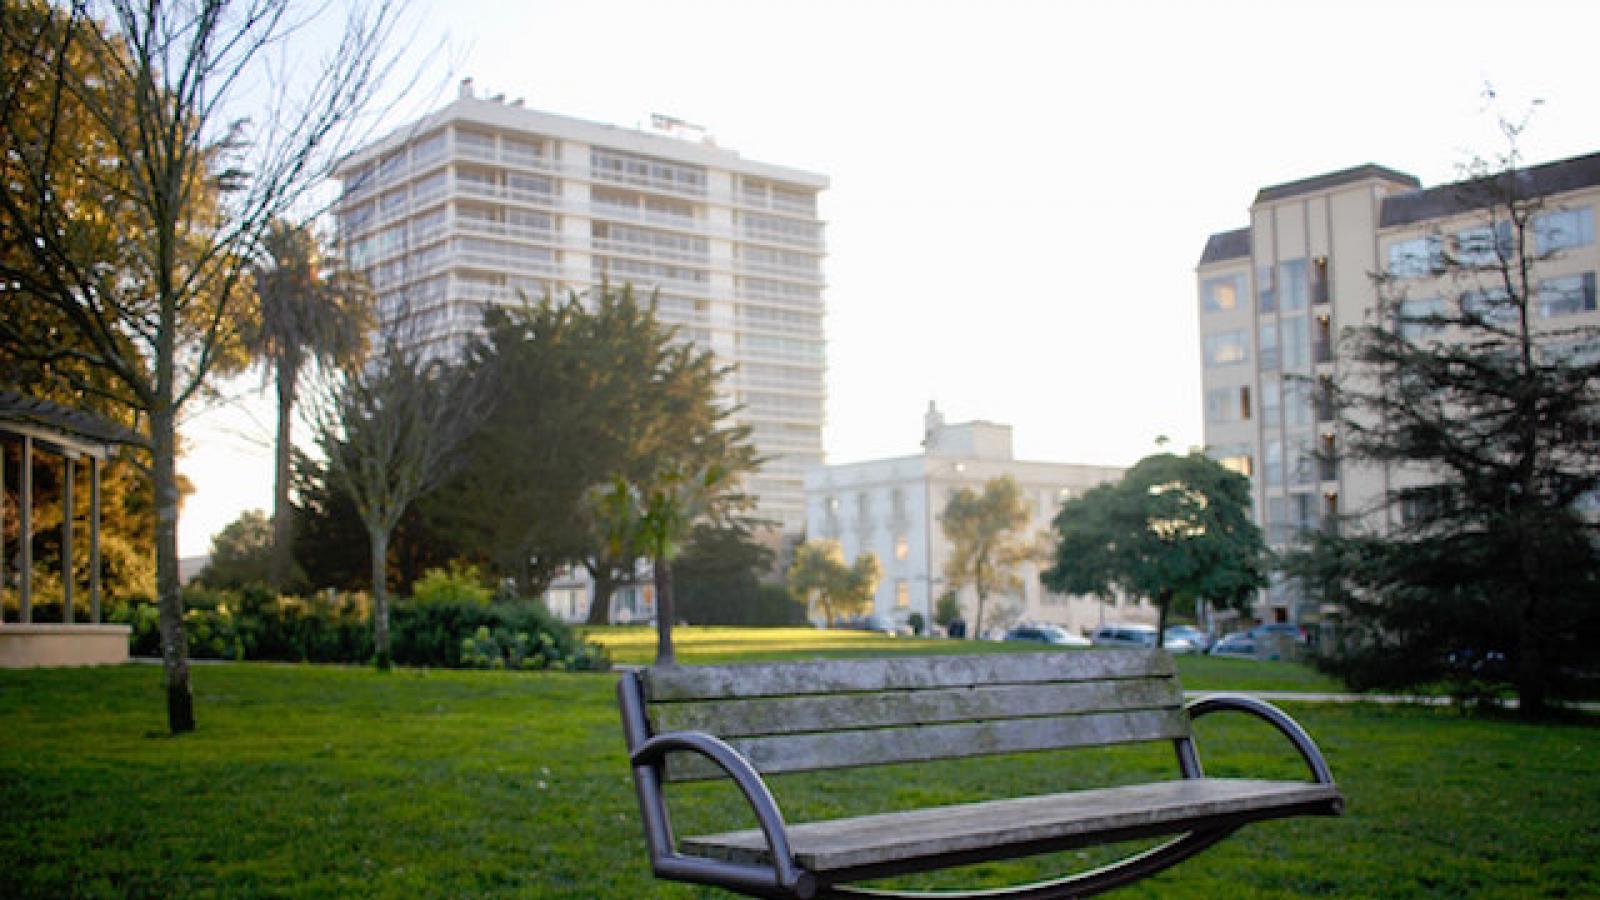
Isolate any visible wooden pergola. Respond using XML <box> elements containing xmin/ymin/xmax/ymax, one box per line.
<box><xmin>1</xmin><ymin>391</ymin><xmax>141</xmax><ymax>666</ymax></box>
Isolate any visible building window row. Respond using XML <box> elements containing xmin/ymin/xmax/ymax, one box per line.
<box><xmin>590</xmin><ymin>147</ymin><xmax>707</xmax><ymax>196</ymax></box>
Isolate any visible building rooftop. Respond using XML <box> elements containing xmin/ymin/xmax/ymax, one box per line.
<box><xmin>1254</xmin><ymin>163</ymin><xmax>1420</xmax><ymax>206</ymax></box>
<box><xmin>1379</xmin><ymin>150</ymin><xmax>1600</xmax><ymax>228</ymax></box>
<box><xmin>1198</xmin><ymin>227</ymin><xmax>1251</xmax><ymax>266</ymax></box>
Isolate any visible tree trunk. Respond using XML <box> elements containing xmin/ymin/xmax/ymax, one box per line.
<box><xmin>973</xmin><ymin>588</ymin><xmax>987</xmax><ymax>640</ymax></box>
<box><xmin>268</xmin><ymin>358</ymin><xmax>298</xmax><ymax>591</ymax></box>
<box><xmin>370</xmin><ymin>526</ymin><xmax>391</xmax><ymax>670</ymax></box>
<box><xmin>1515</xmin><ymin>526</ymin><xmax>1547</xmax><ymax>719</ymax></box>
<box><xmin>152</xmin><ymin>408</ymin><xmax>194</xmax><ymax>733</ymax></box>
<box><xmin>587</xmin><ymin>565</ymin><xmax>615</xmax><ymax>625</ymax></box>
<box><xmin>654</xmin><ymin>556</ymin><xmax>675</xmax><ymax>666</ymax></box>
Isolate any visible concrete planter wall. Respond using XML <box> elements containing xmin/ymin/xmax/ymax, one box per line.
<box><xmin>0</xmin><ymin>624</ymin><xmax>132</xmax><ymax>668</ymax></box>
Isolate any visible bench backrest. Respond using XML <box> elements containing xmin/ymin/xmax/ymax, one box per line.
<box><xmin>639</xmin><ymin>650</ymin><xmax>1188</xmax><ymax>782</ymax></box>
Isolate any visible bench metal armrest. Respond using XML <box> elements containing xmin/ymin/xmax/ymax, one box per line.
<box><xmin>631</xmin><ymin>730</ymin><xmax>810</xmax><ymax>894</ymax></box>
<box><xmin>1185</xmin><ymin>693</ymin><xmax>1336</xmax><ymax>785</ymax></box>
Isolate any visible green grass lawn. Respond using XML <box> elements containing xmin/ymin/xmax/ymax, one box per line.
<box><xmin>2</xmin><ymin>660</ymin><xmax>1596</xmax><ymax>898</ymax></box>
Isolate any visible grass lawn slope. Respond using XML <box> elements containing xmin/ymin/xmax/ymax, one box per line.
<box><xmin>2</xmin><ymin>660</ymin><xmax>1596</xmax><ymax>897</ymax></box>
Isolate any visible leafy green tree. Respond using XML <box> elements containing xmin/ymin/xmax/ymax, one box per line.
<box><xmin>310</xmin><ymin>336</ymin><xmax>490</xmax><ymax>669</ymax></box>
<box><xmin>940</xmin><ymin>475</ymin><xmax>1037</xmax><ymax>639</ymax></box>
<box><xmin>590</xmin><ymin>463</ymin><xmax>745</xmax><ymax>664</ymax></box>
<box><xmin>243</xmin><ymin>219</ymin><xmax>370</xmax><ymax>591</ymax></box>
<box><xmin>196</xmin><ymin>510</ymin><xmax>275</xmax><ymax>589</ymax></box>
<box><xmin>786</xmin><ymin>539</ymin><xmax>880</xmax><ymax>626</ymax></box>
<box><xmin>0</xmin><ymin>0</ymin><xmax>404</xmax><ymax>732</ymax></box>
<box><xmin>432</xmin><ymin>285</ymin><xmax>757</xmax><ymax>622</ymax></box>
<box><xmin>1288</xmin><ymin>119</ymin><xmax>1600</xmax><ymax>716</ymax></box>
<box><xmin>1044</xmin><ymin>452</ymin><xmax>1267</xmax><ymax>646</ymax></box>
<box><xmin>670</xmin><ymin>523</ymin><xmax>798</xmax><ymax>626</ymax></box>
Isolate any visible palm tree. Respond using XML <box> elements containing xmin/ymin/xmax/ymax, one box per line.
<box><xmin>245</xmin><ymin>219</ymin><xmax>371</xmax><ymax>590</ymax></box>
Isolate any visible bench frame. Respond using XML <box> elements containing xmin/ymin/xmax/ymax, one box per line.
<box><xmin>618</xmin><ymin>656</ymin><xmax>1340</xmax><ymax>900</ymax></box>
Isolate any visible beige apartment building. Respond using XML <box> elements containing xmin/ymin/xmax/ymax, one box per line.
<box><xmin>332</xmin><ymin>81</ymin><xmax>828</xmax><ymax>534</ymax></box>
<box><xmin>1197</xmin><ymin>151</ymin><xmax>1600</xmax><ymax>623</ymax></box>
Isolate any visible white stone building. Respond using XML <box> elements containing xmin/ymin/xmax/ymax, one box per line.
<box><xmin>804</xmin><ymin>405</ymin><xmax>1145</xmax><ymax>638</ymax></box>
<box><xmin>332</xmin><ymin>81</ymin><xmax>828</xmax><ymax>534</ymax></box>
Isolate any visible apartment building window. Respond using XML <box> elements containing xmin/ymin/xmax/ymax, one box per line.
<box><xmin>1461</xmin><ymin>288</ymin><xmax>1517</xmax><ymax>326</ymax></box>
<box><xmin>895</xmin><ymin>580</ymin><xmax>911</xmax><ymax>609</ymax></box>
<box><xmin>1312</xmin><ymin>256</ymin><xmax>1330</xmax><ymax>304</ymax></box>
<box><xmin>1537</xmin><ymin>272</ymin><xmax>1597</xmax><ymax>318</ymax></box>
<box><xmin>1388</xmin><ymin>236</ymin><xmax>1443</xmax><ymax>278</ymax></box>
<box><xmin>1534</xmin><ymin>207</ymin><xmax>1595</xmax><ymax>255</ymax></box>
<box><xmin>1283</xmin><ymin>378</ymin><xmax>1313</xmax><ymax>428</ymax></box>
<box><xmin>1201</xmin><ymin>273</ymin><xmax>1245</xmax><ymax>313</ymax></box>
<box><xmin>1204</xmin><ymin>385</ymin><xmax>1251</xmax><ymax>423</ymax></box>
<box><xmin>1256</xmin><ymin>264</ymin><xmax>1276</xmax><ymax>313</ymax></box>
<box><xmin>894</xmin><ymin>535</ymin><xmax>909</xmax><ymax>561</ymax></box>
<box><xmin>1265</xmin><ymin>441</ymin><xmax>1284</xmax><ymax>487</ymax></box>
<box><xmin>1259</xmin><ymin>321</ymin><xmax>1280</xmax><ymax>370</ymax></box>
<box><xmin>1203</xmin><ymin>330</ymin><xmax>1249</xmax><ymax>366</ymax></box>
<box><xmin>1398</xmin><ymin>296</ymin><xmax>1448</xmax><ymax>339</ymax></box>
<box><xmin>1260</xmin><ymin>375</ymin><xmax>1282</xmax><ymax>429</ymax></box>
<box><xmin>1281</xmin><ymin>317</ymin><xmax>1310</xmax><ymax>371</ymax></box>
<box><xmin>1280</xmin><ymin>259</ymin><xmax>1308</xmax><ymax>312</ymax></box>
<box><xmin>1289</xmin><ymin>438</ymin><xmax>1316</xmax><ymax>487</ymax></box>
<box><xmin>1453</xmin><ymin>221</ymin><xmax>1512</xmax><ymax>267</ymax></box>
<box><xmin>1208</xmin><ymin>444</ymin><xmax>1254</xmax><ymax>477</ymax></box>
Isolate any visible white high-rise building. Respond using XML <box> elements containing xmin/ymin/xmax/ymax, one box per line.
<box><xmin>332</xmin><ymin>81</ymin><xmax>828</xmax><ymax>532</ymax></box>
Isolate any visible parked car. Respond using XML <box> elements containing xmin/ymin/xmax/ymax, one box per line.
<box><xmin>1092</xmin><ymin>624</ymin><xmax>1196</xmax><ymax>653</ymax></box>
<box><xmin>1164</xmin><ymin>625</ymin><xmax>1212</xmax><ymax>653</ymax></box>
<box><xmin>1004</xmin><ymin>624</ymin><xmax>1092</xmax><ymax>647</ymax></box>
<box><xmin>1209</xmin><ymin>632</ymin><xmax>1258</xmax><ymax>658</ymax></box>
<box><xmin>1249</xmin><ymin>622</ymin><xmax>1308</xmax><ymax>644</ymax></box>
<box><xmin>838</xmin><ymin>613</ymin><xmax>910</xmax><ymax>636</ymax></box>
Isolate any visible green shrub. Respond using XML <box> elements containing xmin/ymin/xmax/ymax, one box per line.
<box><xmin>390</xmin><ymin>598</ymin><xmax>610</xmax><ymax>671</ymax></box>
<box><xmin>410</xmin><ymin>561</ymin><xmax>493</xmax><ymax>607</ymax></box>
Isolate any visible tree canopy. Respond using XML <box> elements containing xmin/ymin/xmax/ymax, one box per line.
<box><xmin>786</xmin><ymin>539</ymin><xmax>880</xmax><ymax>626</ymax></box>
<box><xmin>940</xmin><ymin>475</ymin><xmax>1037</xmax><ymax>639</ymax></box>
<box><xmin>1044</xmin><ymin>452</ymin><xmax>1267</xmax><ymax>644</ymax></box>
<box><xmin>428</xmin><ymin>284</ymin><xmax>759</xmax><ymax>622</ymax></box>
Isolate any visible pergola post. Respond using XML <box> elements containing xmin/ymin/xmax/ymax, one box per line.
<box><xmin>90</xmin><ymin>457</ymin><xmax>101</xmax><ymax>624</ymax></box>
<box><xmin>62</xmin><ymin>454</ymin><xmax>74</xmax><ymax>623</ymax></box>
<box><xmin>20</xmin><ymin>435</ymin><xmax>32</xmax><ymax>623</ymax></box>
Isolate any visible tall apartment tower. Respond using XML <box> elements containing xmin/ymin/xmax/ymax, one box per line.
<box><xmin>1197</xmin><ymin>153</ymin><xmax>1600</xmax><ymax>624</ymax></box>
<box><xmin>332</xmin><ymin>82</ymin><xmax>829</xmax><ymax>532</ymax></box>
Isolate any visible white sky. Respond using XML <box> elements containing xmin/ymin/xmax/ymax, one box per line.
<box><xmin>177</xmin><ymin>0</ymin><xmax>1600</xmax><ymax>554</ymax></box>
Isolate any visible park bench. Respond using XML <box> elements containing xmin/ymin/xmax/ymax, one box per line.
<box><xmin>617</xmin><ymin>650</ymin><xmax>1342</xmax><ymax>899</ymax></box>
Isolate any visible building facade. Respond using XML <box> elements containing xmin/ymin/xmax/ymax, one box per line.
<box><xmin>332</xmin><ymin>81</ymin><xmax>828</xmax><ymax>533</ymax></box>
<box><xmin>804</xmin><ymin>405</ymin><xmax>1139</xmax><ymax>638</ymax></box>
<box><xmin>1197</xmin><ymin>152</ymin><xmax>1600</xmax><ymax>623</ymax></box>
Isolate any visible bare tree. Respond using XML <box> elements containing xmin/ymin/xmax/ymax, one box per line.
<box><xmin>308</xmin><ymin>329</ymin><xmax>491</xmax><ymax>669</ymax></box>
<box><xmin>0</xmin><ymin>0</ymin><xmax>408</xmax><ymax>732</ymax></box>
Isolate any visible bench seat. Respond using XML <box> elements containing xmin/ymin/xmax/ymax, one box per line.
<box><xmin>682</xmin><ymin>777</ymin><xmax>1342</xmax><ymax>879</ymax></box>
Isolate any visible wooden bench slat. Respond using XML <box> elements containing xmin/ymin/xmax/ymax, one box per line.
<box><xmin>643</xmin><ymin>650</ymin><xmax>1175</xmax><ymax>702</ymax></box>
<box><xmin>664</xmin><ymin>708</ymin><xmax>1190</xmax><ymax>781</ymax></box>
<box><xmin>681</xmin><ymin>778</ymin><xmax>1343</xmax><ymax>874</ymax></box>
<box><xmin>650</xmin><ymin>678</ymin><xmax>1184</xmax><ymax>738</ymax></box>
